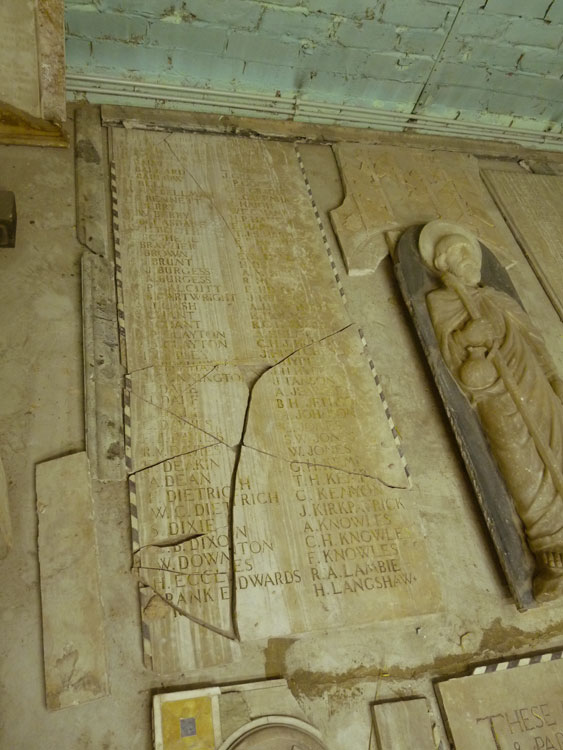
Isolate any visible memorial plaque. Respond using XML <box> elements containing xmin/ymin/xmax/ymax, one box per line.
<box><xmin>111</xmin><ymin>129</ymin><xmax>350</xmax><ymax>372</ymax></box>
<box><xmin>126</xmin><ymin>364</ymin><xmax>249</xmax><ymax>473</ymax></box>
<box><xmin>483</xmin><ymin>171</ymin><xmax>563</xmax><ymax>323</ymax></box>
<box><xmin>331</xmin><ymin>143</ymin><xmax>519</xmax><ymax>274</ymax></box>
<box><xmin>112</xmin><ymin>128</ymin><xmax>438</xmax><ymax>671</ymax></box>
<box><xmin>133</xmin><ymin>444</ymin><xmax>236</xmax><ymax>638</ymax></box>
<box><xmin>131</xmin><ymin>329</ymin><xmax>438</xmax><ymax>644</ymax></box>
<box><xmin>243</xmin><ymin>327</ymin><xmax>407</xmax><ymax>483</ymax></box>
<box><xmin>437</xmin><ymin>655</ymin><xmax>563</xmax><ymax>750</ymax></box>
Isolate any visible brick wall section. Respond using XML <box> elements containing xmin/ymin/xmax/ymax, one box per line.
<box><xmin>414</xmin><ymin>1</ymin><xmax>563</xmax><ymax>128</ymax></box>
<box><xmin>65</xmin><ymin>0</ymin><xmax>563</xmax><ymax>130</ymax></box>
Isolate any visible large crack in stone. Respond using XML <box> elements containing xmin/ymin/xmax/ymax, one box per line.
<box><xmin>129</xmin><ymin>326</ymin><xmax>411</xmax><ymax>641</ymax></box>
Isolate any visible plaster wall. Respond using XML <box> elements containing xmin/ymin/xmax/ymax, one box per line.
<box><xmin>65</xmin><ymin>0</ymin><xmax>563</xmax><ymax>132</ymax></box>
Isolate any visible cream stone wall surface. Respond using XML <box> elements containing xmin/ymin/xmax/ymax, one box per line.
<box><xmin>2</xmin><ymin>108</ymin><xmax>563</xmax><ymax>749</ymax></box>
<box><xmin>112</xmin><ymin>128</ymin><xmax>439</xmax><ymax>673</ymax></box>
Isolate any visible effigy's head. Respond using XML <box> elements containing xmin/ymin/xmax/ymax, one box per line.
<box><xmin>419</xmin><ymin>220</ymin><xmax>482</xmax><ymax>286</ymax></box>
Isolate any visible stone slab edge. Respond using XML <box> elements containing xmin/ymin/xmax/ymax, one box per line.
<box><xmin>36</xmin><ymin>451</ymin><xmax>109</xmax><ymax>710</ymax></box>
<box><xmin>100</xmin><ymin>105</ymin><xmax>563</xmax><ymax>162</ymax></box>
<box><xmin>82</xmin><ymin>251</ymin><xmax>126</xmax><ymax>482</ymax></box>
<box><xmin>75</xmin><ymin>104</ymin><xmax>109</xmax><ymax>258</ymax></box>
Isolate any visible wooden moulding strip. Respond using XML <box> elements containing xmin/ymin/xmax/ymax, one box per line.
<box><xmin>101</xmin><ymin>104</ymin><xmax>563</xmax><ymax>163</ymax></box>
<box><xmin>0</xmin><ymin>100</ymin><xmax>67</xmax><ymax>148</ymax></box>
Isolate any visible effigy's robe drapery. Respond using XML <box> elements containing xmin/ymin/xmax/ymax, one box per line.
<box><xmin>428</xmin><ymin>286</ymin><xmax>563</xmax><ymax>564</ymax></box>
<box><xmin>394</xmin><ymin>225</ymin><xmax>536</xmax><ymax>609</ymax></box>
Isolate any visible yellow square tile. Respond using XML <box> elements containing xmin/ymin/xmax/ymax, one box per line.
<box><xmin>161</xmin><ymin>696</ymin><xmax>215</xmax><ymax>750</ymax></box>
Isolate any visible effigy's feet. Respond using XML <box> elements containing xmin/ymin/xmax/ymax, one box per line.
<box><xmin>534</xmin><ymin>566</ymin><xmax>563</xmax><ymax>602</ymax></box>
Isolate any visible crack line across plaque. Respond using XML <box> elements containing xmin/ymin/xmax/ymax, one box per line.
<box><xmin>111</xmin><ymin>129</ymin><xmax>438</xmax><ymax>672</ymax></box>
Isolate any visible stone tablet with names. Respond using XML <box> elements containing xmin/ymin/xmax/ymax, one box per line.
<box><xmin>112</xmin><ymin>128</ymin><xmax>439</xmax><ymax>671</ymax></box>
<box><xmin>111</xmin><ymin>129</ymin><xmax>350</xmax><ymax>372</ymax></box>
<box><xmin>437</xmin><ymin>656</ymin><xmax>563</xmax><ymax>750</ymax></box>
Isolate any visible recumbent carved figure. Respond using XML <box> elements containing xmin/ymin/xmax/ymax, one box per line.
<box><xmin>419</xmin><ymin>220</ymin><xmax>563</xmax><ymax>601</ymax></box>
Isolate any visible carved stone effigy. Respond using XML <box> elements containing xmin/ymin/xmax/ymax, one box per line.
<box><xmin>395</xmin><ymin>220</ymin><xmax>563</xmax><ymax>606</ymax></box>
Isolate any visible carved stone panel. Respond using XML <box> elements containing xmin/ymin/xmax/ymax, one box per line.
<box><xmin>331</xmin><ymin>143</ymin><xmax>519</xmax><ymax>275</ymax></box>
<box><xmin>436</xmin><ymin>654</ymin><xmax>563</xmax><ymax>750</ymax></box>
<box><xmin>394</xmin><ymin>221</ymin><xmax>563</xmax><ymax>608</ymax></box>
<box><xmin>483</xmin><ymin>170</ymin><xmax>563</xmax><ymax>323</ymax></box>
<box><xmin>111</xmin><ymin>129</ymin><xmax>350</xmax><ymax>373</ymax></box>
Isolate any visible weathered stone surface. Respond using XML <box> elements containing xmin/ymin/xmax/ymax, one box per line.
<box><xmin>331</xmin><ymin>143</ymin><xmax>519</xmax><ymax>274</ymax></box>
<box><xmin>37</xmin><ymin>0</ymin><xmax>66</xmax><ymax>124</ymax></box>
<box><xmin>243</xmin><ymin>327</ymin><xmax>407</xmax><ymax>487</ymax></box>
<box><xmin>75</xmin><ymin>106</ymin><xmax>108</xmax><ymax>257</ymax></box>
<box><xmin>130</xmin><ymin>327</ymin><xmax>437</xmax><ymax>646</ymax></box>
<box><xmin>36</xmin><ymin>452</ymin><xmax>109</xmax><ymax>710</ymax></box>
<box><xmin>82</xmin><ymin>252</ymin><xmax>125</xmax><ymax>482</ymax></box>
<box><xmin>126</xmin><ymin>364</ymin><xmax>249</xmax><ymax>473</ymax></box>
<box><xmin>373</xmin><ymin>698</ymin><xmax>436</xmax><ymax>750</ymax></box>
<box><xmin>233</xmin><ymin>448</ymin><xmax>438</xmax><ymax>640</ymax></box>
<box><xmin>483</xmin><ymin>170</ymin><xmax>563</xmax><ymax>323</ymax></box>
<box><xmin>139</xmin><ymin>583</ymin><xmax>241</xmax><ymax>674</ymax></box>
<box><xmin>436</xmin><ymin>655</ymin><xmax>563</xmax><ymax>750</ymax></box>
<box><xmin>133</xmin><ymin>444</ymin><xmax>242</xmax><ymax>672</ymax></box>
<box><xmin>112</xmin><ymin>128</ymin><xmax>434</xmax><ymax>672</ymax></box>
<box><xmin>132</xmin><ymin>444</ymin><xmax>236</xmax><ymax>638</ymax></box>
<box><xmin>111</xmin><ymin>129</ymin><xmax>350</xmax><ymax>372</ymax></box>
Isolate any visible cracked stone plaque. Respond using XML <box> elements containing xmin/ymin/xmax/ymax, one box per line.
<box><xmin>133</xmin><ymin>444</ymin><xmax>235</xmax><ymax>638</ymax></box>
<box><xmin>112</xmin><ymin>128</ymin><xmax>439</xmax><ymax>672</ymax></box>
<box><xmin>331</xmin><ymin>143</ymin><xmax>519</xmax><ymax>274</ymax></box>
<box><xmin>111</xmin><ymin>129</ymin><xmax>349</xmax><ymax>373</ymax></box>
<box><xmin>126</xmin><ymin>364</ymin><xmax>249</xmax><ymax>473</ymax></box>
<box><xmin>436</xmin><ymin>656</ymin><xmax>563</xmax><ymax>750</ymax></box>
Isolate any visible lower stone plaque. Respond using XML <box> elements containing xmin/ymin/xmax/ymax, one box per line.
<box><xmin>131</xmin><ymin>327</ymin><xmax>440</xmax><ymax>654</ymax></box>
<box><xmin>436</xmin><ymin>653</ymin><xmax>563</xmax><ymax>750</ymax></box>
